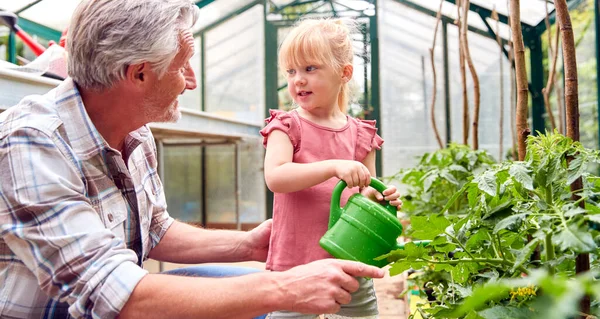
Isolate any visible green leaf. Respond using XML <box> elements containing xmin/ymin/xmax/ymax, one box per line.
<box><xmin>389</xmin><ymin>260</ymin><xmax>426</xmax><ymax>276</ymax></box>
<box><xmin>468</xmin><ymin>183</ymin><xmax>479</xmax><ymax>208</ymax></box>
<box><xmin>434</xmin><ymin>243</ymin><xmax>457</xmax><ymax>253</ymax></box>
<box><xmin>493</xmin><ymin>213</ymin><xmax>528</xmax><ymax>234</ymax></box>
<box><xmin>439</xmin><ymin>183</ymin><xmax>469</xmax><ymax>214</ymax></box>
<box><xmin>587</xmin><ymin>214</ymin><xmax>600</xmax><ymax>223</ymax></box>
<box><xmin>567</xmin><ymin>155</ymin><xmax>585</xmax><ymax>185</ymax></box>
<box><xmin>476</xmin><ymin>172</ymin><xmax>497</xmax><ymax>196</ymax></box>
<box><xmin>466</xmin><ymin>229</ymin><xmax>489</xmax><ymax>250</ymax></box>
<box><xmin>442</xmin><ymin>282</ymin><xmax>511</xmax><ymax>317</ymax></box>
<box><xmin>441</xmin><ymin>170</ymin><xmax>459</xmax><ymax>185</ymax></box>
<box><xmin>508</xmin><ymin>164</ymin><xmax>534</xmax><ymax>190</ymax></box>
<box><xmin>423</xmin><ymin>173</ymin><xmax>438</xmax><ymax>193</ymax></box>
<box><xmin>511</xmin><ymin>237</ymin><xmax>541</xmax><ymax>273</ymax></box>
<box><xmin>404</xmin><ymin>242</ymin><xmax>429</xmax><ymax>258</ymax></box>
<box><xmin>564</xmin><ymin>206</ymin><xmax>586</xmax><ymax>218</ymax></box>
<box><xmin>411</xmin><ymin>215</ymin><xmax>451</xmax><ymax>240</ymax></box>
<box><xmin>452</xmin><ymin>262</ymin><xmax>478</xmax><ymax>284</ymax></box>
<box><xmin>553</xmin><ymin>224</ymin><xmax>597</xmax><ymax>252</ymax></box>
<box><xmin>478</xmin><ymin>306</ymin><xmax>535</xmax><ymax>319</ymax></box>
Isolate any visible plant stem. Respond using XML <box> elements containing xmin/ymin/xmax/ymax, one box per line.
<box><xmin>496</xmin><ymin>234</ymin><xmax>506</xmax><ymax>261</ymax></box>
<box><xmin>445</xmin><ymin>231</ymin><xmax>477</xmax><ymax>260</ymax></box>
<box><xmin>488</xmin><ymin>232</ymin><xmax>502</xmax><ymax>259</ymax></box>
<box><xmin>545</xmin><ymin>232</ymin><xmax>556</xmax><ymax>275</ymax></box>
<box><xmin>421</xmin><ymin>257</ymin><xmax>530</xmax><ymax>275</ymax></box>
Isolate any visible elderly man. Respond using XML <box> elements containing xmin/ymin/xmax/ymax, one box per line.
<box><xmin>0</xmin><ymin>0</ymin><xmax>383</xmax><ymax>318</ymax></box>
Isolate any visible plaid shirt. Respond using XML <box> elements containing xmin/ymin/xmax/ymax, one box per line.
<box><xmin>0</xmin><ymin>78</ymin><xmax>174</xmax><ymax>318</ymax></box>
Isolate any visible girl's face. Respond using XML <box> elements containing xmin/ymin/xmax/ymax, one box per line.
<box><xmin>285</xmin><ymin>62</ymin><xmax>343</xmax><ymax>113</ymax></box>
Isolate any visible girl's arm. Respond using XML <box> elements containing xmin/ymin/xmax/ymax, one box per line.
<box><xmin>264</xmin><ymin>130</ymin><xmax>370</xmax><ymax>193</ymax></box>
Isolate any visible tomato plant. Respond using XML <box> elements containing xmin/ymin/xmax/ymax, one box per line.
<box><xmin>385</xmin><ymin>132</ymin><xmax>600</xmax><ymax>318</ymax></box>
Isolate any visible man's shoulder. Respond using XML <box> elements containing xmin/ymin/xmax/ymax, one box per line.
<box><xmin>0</xmin><ymin>90</ymin><xmax>63</xmax><ymax>139</ymax></box>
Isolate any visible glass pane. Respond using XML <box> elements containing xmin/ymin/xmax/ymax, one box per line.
<box><xmin>204</xmin><ymin>5</ymin><xmax>264</xmax><ymax>123</ymax></box>
<box><xmin>0</xmin><ymin>0</ymin><xmax>40</xmax><ymax>12</ymax></box>
<box><xmin>239</xmin><ymin>138</ymin><xmax>266</xmax><ymax>224</ymax></box>
<box><xmin>192</xmin><ymin>0</ymin><xmax>257</xmax><ymax>33</ymax></box>
<box><xmin>18</xmin><ymin>0</ymin><xmax>80</xmax><ymax>32</ymax></box>
<box><xmin>379</xmin><ymin>0</ymin><xmax>513</xmax><ymax>178</ymax></box>
<box><xmin>379</xmin><ymin>0</ymin><xmax>446</xmax><ymax>176</ymax></box>
<box><xmin>164</xmin><ymin>145</ymin><xmax>203</xmax><ymax>223</ymax></box>
<box><xmin>471</xmin><ymin>0</ymin><xmax>554</xmax><ymax>26</ymax></box>
<box><xmin>205</xmin><ymin>144</ymin><xmax>236</xmax><ymax>225</ymax></box>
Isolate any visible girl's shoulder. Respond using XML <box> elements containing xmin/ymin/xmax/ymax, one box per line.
<box><xmin>350</xmin><ymin>116</ymin><xmax>384</xmax><ymax>161</ymax></box>
<box><xmin>260</xmin><ymin>109</ymin><xmax>301</xmax><ymax>150</ymax></box>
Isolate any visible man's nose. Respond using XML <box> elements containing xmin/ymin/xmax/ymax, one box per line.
<box><xmin>184</xmin><ymin>63</ymin><xmax>197</xmax><ymax>90</ymax></box>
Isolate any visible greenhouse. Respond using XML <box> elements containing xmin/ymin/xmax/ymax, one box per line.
<box><xmin>1</xmin><ymin>0</ymin><xmax>600</xmax><ymax>317</ymax></box>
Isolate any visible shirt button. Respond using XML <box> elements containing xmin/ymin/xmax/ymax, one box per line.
<box><xmin>108</xmin><ymin>213</ymin><xmax>114</xmax><ymax>222</ymax></box>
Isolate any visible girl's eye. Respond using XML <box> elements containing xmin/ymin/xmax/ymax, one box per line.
<box><xmin>306</xmin><ymin>66</ymin><xmax>316</xmax><ymax>72</ymax></box>
<box><xmin>286</xmin><ymin>69</ymin><xmax>296</xmax><ymax>75</ymax></box>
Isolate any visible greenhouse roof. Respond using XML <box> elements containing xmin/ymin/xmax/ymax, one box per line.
<box><xmin>0</xmin><ymin>0</ymin><xmax>582</xmax><ymax>44</ymax></box>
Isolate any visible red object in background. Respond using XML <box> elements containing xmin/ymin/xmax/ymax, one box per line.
<box><xmin>58</xmin><ymin>27</ymin><xmax>68</xmax><ymax>48</ymax></box>
<box><xmin>14</xmin><ymin>26</ymin><xmax>47</xmax><ymax>56</ymax></box>
<box><xmin>0</xmin><ymin>11</ymin><xmax>47</xmax><ymax>56</ymax></box>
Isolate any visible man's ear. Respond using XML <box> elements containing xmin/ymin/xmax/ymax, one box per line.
<box><xmin>125</xmin><ymin>62</ymin><xmax>150</xmax><ymax>86</ymax></box>
<box><xmin>342</xmin><ymin>64</ymin><xmax>353</xmax><ymax>83</ymax></box>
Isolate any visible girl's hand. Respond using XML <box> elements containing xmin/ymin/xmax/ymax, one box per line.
<box><xmin>361</xmin><ymin>185</ymin><xmax>403</xmax><ymax>210</ymax></box>
<box><xmin>333</xmin><ymin>160</ymin><xmax>371</xmax><ymax>189</ymax></box>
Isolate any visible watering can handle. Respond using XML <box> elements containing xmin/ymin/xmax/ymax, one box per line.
<box><xmin>329</xmin><ymin>177</ymin><xmax>397</xmax><ymax>229</ymax></box>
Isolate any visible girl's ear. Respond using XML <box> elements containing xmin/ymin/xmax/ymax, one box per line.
<box><xmin>342</xmin><ymin>64</ymin><xmax>353</xmax><ymax>83</ymax></box>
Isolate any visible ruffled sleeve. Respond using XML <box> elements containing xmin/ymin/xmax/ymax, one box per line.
<box><xmin>260</xmin><ymin>109</ymin><xmax>301</xmax><ymax>152</ymax></box>
<box><xmin>355</xmin><ymin>118</ymin><xmax>384</xmax><ymax>161</ymax></box>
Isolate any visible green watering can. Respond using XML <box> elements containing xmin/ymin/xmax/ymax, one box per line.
<box><xmin>319</xmin><ymin>177</ymin><xmax>427</xmax><ymax>268</ymax></box>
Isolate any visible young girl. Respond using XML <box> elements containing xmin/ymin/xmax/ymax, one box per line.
<box><xmin>260</xmin><ymin>19</ymin><xmax>402</xmax><ymax>319</ymax></box>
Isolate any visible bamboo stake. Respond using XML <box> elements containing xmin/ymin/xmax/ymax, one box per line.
<box><xmin>554</xmin><ymin>0</ymin><xmax>589</xmax><ymax>316</ymax></box>
<box><xmin>457</xmin><ymin>0</ymin><xmax>469</xmax><ymax>145</ymax></box>
<box><xmin>542</xmin><ymin>0</ymin><xmax>558</xmax><ymax>131</ymax></box>
<box><xmin>507</xmin><ymin>3</ymin><xmax>517</xmax><ymax>160</ymax></box>
<box><xmin>461</xmin><ymin>0</ymin><xmax>481</xmax><ymax>150</ymax></box>
<box><xmin>493</xmin><ymin>8</ymin><xmax>504</xmax><ymax>160</ymax></box>
<box><xmin>510</xmin><ymin>0</ymin><xmax>530</xmax><ymax>161</ymax></box>
<box><xmin>429</xmin><ymin>0</ymin><xmax>445</xmax><ymax>149</ymax></box>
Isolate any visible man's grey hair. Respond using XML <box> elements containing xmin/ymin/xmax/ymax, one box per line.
<box><xmin>67</xmin><ymin>0</ymin><xmax>199</xmax><ymax>91</ymax></box>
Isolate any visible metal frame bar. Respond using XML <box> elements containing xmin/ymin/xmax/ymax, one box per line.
<box><xmin>17</xmin><ymin>17</ymin><xmax>61</xmax><ymax>42</ymax></box>
<box><xmin>534</xmin><ymin>0</ymin><xmax>587</xmax><ymax>35</ymax></box>
<box><xmin>392</xmin><ymin>0</ymin><xmax>509</xmax><ymax>44</ymax></box>
<box><xmin>194</xmin><ymin>0</ymin><xmax>261</xmax><ymax>35</ymax></box>
<box><xmin>14</xmin><ymin>0</ymin><xmax>44</xmax><ymax>14</ymax></box>
<box><xmin>596</xmin><ymin>0</ymin><xmax>600</xmax><ymax>150</ymax></box>
<box><xmin>442</xmin><ymin>21</ymin><xmax>451</xmax><ymax>145</ymax></box>
<box><xmin>369</xmin><ymin>11</ymin><xmax>382</xmax><ymax>175</ymax></box>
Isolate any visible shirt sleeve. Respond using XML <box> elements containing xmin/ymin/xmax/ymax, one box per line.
<box><xmin>0</xmin><ymin>127</ymin><xmax>147</xmax><ymax>319</ymax></box>
<box><xmin>259</xmin><ymin>109</ymin><xmax>301</xmax><ymax>152</ymax></box>
<box><xmin>355</xmin><ymin>118</ymin><xmax>384</xmax><ymax>162</ymax></box>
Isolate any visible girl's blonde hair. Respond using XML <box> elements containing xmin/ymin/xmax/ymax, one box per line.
<box><xmin>278</xmin><ymin>18</ymin><xmax>356</xmax><ymax>113</ymax></box>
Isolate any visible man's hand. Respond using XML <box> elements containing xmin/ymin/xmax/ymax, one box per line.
<box><xmin>274</xmin><ymin>259</ymin><xmax>384</xmax><ymax>314</ymax></box>
<box><xmin>244</xmin><ymin>219</ymin><xmax>272</xmax><ymax>261</ymax></box>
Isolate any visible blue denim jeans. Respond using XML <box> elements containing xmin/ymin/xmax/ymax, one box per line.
<box><xmin>163</xmin><ymin>265</ymin><xmax>267</xmax><ymax>319</ymax></box>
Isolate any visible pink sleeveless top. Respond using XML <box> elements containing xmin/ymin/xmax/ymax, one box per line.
<box><xmin>260</xmin><ymin>109</ymin><xmax>384</xmax><ymax>271</ymax></box>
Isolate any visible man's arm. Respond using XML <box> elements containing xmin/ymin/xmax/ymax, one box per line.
<box><xmin>120</xmin><ymin>259</ymin><xmax>385</xmax><ymax>319</ymax></box>
<box><xmin>0</xmin><ymin>127</ymin><xmax>146</xmax><ymax>318</ymax></box>
<box><xmin>147</xmin><ymin>219</ymin><xmax>271</xmax><ymax>263</ymax></box>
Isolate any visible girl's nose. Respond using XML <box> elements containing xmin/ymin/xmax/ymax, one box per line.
<box><xmin>294</xmin><ymin>75</ymin><xmax>306</xmax><ymax>86</ymax></box>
